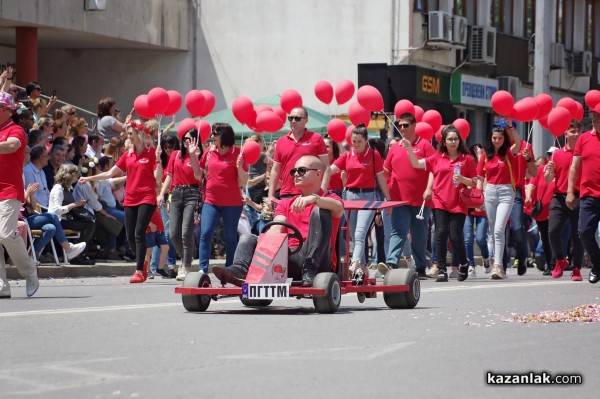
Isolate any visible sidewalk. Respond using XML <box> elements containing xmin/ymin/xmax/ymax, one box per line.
<box><xmin>5</xmin><ymin>258</ymin><xmax>227</xmax><ymax>280</ymax></box>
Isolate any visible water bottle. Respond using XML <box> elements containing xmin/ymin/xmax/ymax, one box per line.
<box><xmin>453</xmin><ymin>162</ymin><xmax>462</xmax><ymax>187</ymax></box>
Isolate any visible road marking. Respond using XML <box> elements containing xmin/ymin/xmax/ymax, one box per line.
<box><xmin>421</xmin><ymin>279</ymin><xmax>574</xmax><ymax>292</ymax></box>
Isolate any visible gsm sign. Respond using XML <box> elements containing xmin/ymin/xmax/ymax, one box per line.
<box><xmin>421</xmin><ymin>75</ymin><xmax>440</xmax><ymax>94</ymax></box>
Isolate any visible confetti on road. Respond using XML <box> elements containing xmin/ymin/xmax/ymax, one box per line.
<box><xmin>505</xmin><ymin>303</ymin><xmax>600</xmax><ymax>324</ymax></box>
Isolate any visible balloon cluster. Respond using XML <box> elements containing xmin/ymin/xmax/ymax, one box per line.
<box><xmin>134</xmin><ymin>88</ymin><xmax>183</xmax><ymax>119</ymax></box>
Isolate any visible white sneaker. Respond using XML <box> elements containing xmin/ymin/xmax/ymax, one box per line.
<box><xmin>468</xmin><ymin>266</ymin><xmax>476</xmax><ymax>278</ymax></box>
<box><xmin>65</xmin><ymin>242</ymin><xmax>86</xmax><ymax>260</ymax></box>
<box><xmin>1</xmin><ymin>278</ymin><xmax>11</xmax><ymax>299</ymax></box>
<box><xmin>377</xmin><ymin>262</ymin><xmax>390</xmax><ymax>277</ymax></box>
<box><xmin>176</xmin><ymin>266</ymin><xmax>190</xmax><ymax>281</ymax></box>
<box><xmin>426</xmin><ymin>265</ymin><xmax>440</xmax><ymax>278</ymax></box>
<box><xmin>483</xmin><ymin>258</ymin><xmax>492</xmax><ymax>274</ymax></box>
<box><xmin>448</xmin><ymin>268</ymin><xmax>459</xmax><ymax>278</ymax></box>
<box><xmin>491</xmin><ymin>265</ymin><xmax>505</xmax><ymax>280</ymax></box>
<box><xmin>25</xmin><ymin>271</ymin><xmax>39</xmax><ymax>297</ymax></box>
<box><xmin>405</xmin><ymin>257</ymin><xmax>415</xmax><ymax>270</ymax></box>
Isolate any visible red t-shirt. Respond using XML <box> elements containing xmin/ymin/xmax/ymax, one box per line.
<box><xmin>574</xmin><ymin>129</ymin><xmax>600</xmax><ymax>198</ymax></box>
<box><xmin>146</xmin><ymin>207</ymin><xmax>165</xmax><ymax>233</ymax></box>
<box><xmin>166</xmin><ymin>150</ymin><xmax>201</xmax><ymax>187</ymax></box>
<box><xmin>384</xmin><ymin>137</ymin><xmax>436</xmax><ymax>207</ymax></box>
<box><xmin>200</xmin><ymin>145</ymin><xmax>247</xmax><ymax>206</ymax></box>
<box><xmin>425</xmin><ymin>152</ymin><xmax>476</xmax><ymax>215</ymax></box>
<box><xmin>529</xmin><ymin>164</ymin><xmax>554</xmax><ymax>221</ymax></box>
<box><xmin>477</xmin><ymin>151</ymin><xmax>516</xmax><ymax>186</ymax></box>
<box><xmin>327</xmin><ymin>167</ymin><xmax>344</xmax><ymax>192</ymax></box>
<box><xmin>115</xmin><ymin>147</ymin><xmax>157</xmax><ymax>207</ymax></box>
<box><xmin>0</xmin><ymin>120</ymin><xmax>26</xmax><ymax>203</ymax></box>
<box><xmin>274</xmin><ymin>190</ymin><xmax>342</xmax><ymax>268</ymax></box>
<box><xmin>551</xmin><ymin>145</ymin><xmax>581</xmax><ymax>194</ymax></box>
<box><xmin>333</xmin><ymin>148</ymin><xmax>383</xmax><ymax>189</ymax></box>
<box><xmin>273</xmin><ymin>130</ymin><xmax>327</xmax><ymax>196</ymax></box>
<box><xmin>512</xmin><ymin>141</ymin><xmax>535</xmax><ymax>191</ymax></box>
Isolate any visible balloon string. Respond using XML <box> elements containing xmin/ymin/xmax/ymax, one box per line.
<box><xmin>526</xmin><ymin>123</ymin><xmax>533</xmax><ymax>143</ymax></box>
<box><xmin>382</xmin><ymin>112</ymin><xmax>403</xmax><ymax>139</ymax></box>
<box><xmin>156</xmin><ymin>114</ymin><xmax>162</xmax><ymax>148</ymax></box>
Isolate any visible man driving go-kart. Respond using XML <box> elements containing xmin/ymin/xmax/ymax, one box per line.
<box><xmin>212</xmin><ymin>155</ymin><xmax>344</xmax><ymax>287</ymax></box>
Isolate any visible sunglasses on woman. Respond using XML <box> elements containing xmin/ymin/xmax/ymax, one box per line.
<box><xmin>289</xmin><ymin>167</ymin><xmax>318</xmax><ymax>177</ymax></box>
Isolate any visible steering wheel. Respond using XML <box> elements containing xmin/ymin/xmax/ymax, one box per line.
<box><xmin>261</xmin><ymin>221</ymin><xmax>303</xmax><ymax>255</ymax></box>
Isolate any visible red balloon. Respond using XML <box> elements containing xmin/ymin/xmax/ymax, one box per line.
<box><xmin>422</xmin><ymin>110</ymin><xmax>442</xmax><ymax>133</ymax></box>
<box><xmin>347</xmin><ymin>102</ymin><xmax>371</xmax><ymax>127</ymax></box>
<box><xmin>414</xmin><ymin>106</ymin><xmax>424</xmax><ymax>122</ymax></box>
<box><xmin>415</xmin><ymin>122</ymin><xmax>433</xmax><ymax>141</ymax></box>
<box><xmin>491</xmin><ymin>90</ymin><xmax>514</xmax><ymax>116</ymax></box>
<box><xmin>246</xmin><ymin>110</ymin><xmax>258</xmax><ymax>131</ymax></box>
<box><xmin>327</xmin><ymin>118</ymin><xmax>347</xmax><ymax>143</ymax></box>
<box><xmin>147</xmin><ymin>87</ymin><xmax>170</xmax><ymax>116</ymax></box>
<box><xmin>254</xmin><ymin>104</ymin><xmax>273</xmax><ymax>115</ymax></box>
<box><xmin>232</xmin><ymin>96</ymin><xmax>254</xmax><ymax>125</ymax></box>
<box><xmin>556</xmin><ymin>97</ymin><xmax>578</xmax><ymax>121</ymax></box>
<box><xmin>163</xmin><ymin>90</ymin><xmax>182</xmax><ymax>117</ymax></box>
<box><xmin>573</xmin><ymin>101</ymin><xmax>584</xmax><ymax>121</ymax></box>
<box><xmin>547</xmin><ymin>107</ymin><xmax>571</xmax><ymax>137</ymax></box>
<box><xmin>345</xmin><ymin>124</ymin><xmax>355</xmax><ymax>146</ymax></box>
<box><xmin>394</xmin><ymin>99</ymin><xmax>415</xmax><ymax>119</ymax></box>
<box><xmin>335</xmin><ymin>80</ymin><xmax>355</xmax><ymax>105</ymax></box>
<box><xmin>538</xmin><ymin>113</ymin><xmax>550</xmax><ymax>130</ymax></box>
<box><xmin>198</xmin><ymin>90</ymin><xmax>215</xmax><ymax>117</ymax></box>
<box><xmin>177</xmin><ymin>118</ymin><xmax>197</xmax><ymax>140</ymax></box>
<box><xmin>280</xmin><ymin>89</ymin><xmax>303</xmax><ymax>114</ymax></box>
<box><xmin>196</xmin><ymin>120</ymin><xmax>212</xmax><ymax>143</ymax></box>
<box><xmin>453</xmin><ymin>118</ymin><xmax>470</xmax><ymax>140</ymax></box>
<box><xmin>314</xmin><ymin>80</ymin><xmax>334</xmax><ymax>105</ymax></box>
<box><xmin>584</xmin><ymin>90</ymin><xmax>600</xmax><ymax>110</ymax></box>
<box><xmin>534</xmin><ymin>93</ymin><xmax>553</xmax><ymax>118</ymax></box>
<box><xmin>133</xmin><ymin>94</ymin><xmax>154</xmax><ymax>119</ymax></box>
<box><xmin>511</xmin><ymin>97</ymin><xmax>539</xmax><ymax>122</ymax></box>
<box><xmin>185</xmin><ymin>90</ymin><xmax>205</xmax><ymax>117</ymax></box>
<box><xmin>357</xmin><ymin>85</ymin><xmax>384</xmax><ymax>112</ymax></box>
<box><xmin>242</xmin><ymin>140</ymin><xmax>261</xmax><ymax>165</ymax></box>
<box><xmin>256</xmin><ymin>110</ymin><xmax>284</xmax><ymax>133</ymax></box>
<box><xmin>272</xmin><ymin>105</ymin><xmax>286</xmax><ymax>123</ymax></box>
<box><xmin>435</xmin><ymin>125</ymin><xmax>445</xmax><ymax>144</ymax></box>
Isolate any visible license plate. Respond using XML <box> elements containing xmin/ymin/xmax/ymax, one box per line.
<box><xmin>242</xmin><ymin>279</ymin><xmax>292</xmax><ymax>300</ymax></box>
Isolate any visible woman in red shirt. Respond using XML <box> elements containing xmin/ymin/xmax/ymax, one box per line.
<box><xmin>80</xmin><ymin>120</ymin><xmax>160</xmax><ymax>283</ymax></box>
<box><xmin>476</xmin><ymin>120</ymin><xmax>522</xmax><ymax>280</ymax></box>
<box><xmin>402</xmin><ymin>125</ymin><xmax>476</xmax><ymax>282</ymax></box>
<box><xmin>198</xmin><ymin>123</ymin><xmax>248</xmax><ymax>273</ymax></box>
<box><xmin>526</xmin><ymin>162</ymin><xmax>555</xmax><ymax>276</ymax></box>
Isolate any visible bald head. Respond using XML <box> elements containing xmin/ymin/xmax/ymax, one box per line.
<box><xmin>296</xmin><ymin>155</ymin><xmax>323</xmax><ymax>171</ymax></box>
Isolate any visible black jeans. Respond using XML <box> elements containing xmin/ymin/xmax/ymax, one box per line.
<box><xmin>124</xmin><ymin>204</ymin><xmax>156</xmax><ymax>270</ymax></box>
<box><xmin>169</xmin><ymin>186</ymin><xmax>199</xmax><ymax>267</ymax></box>
<box><xmin>433</xmin><ymin>209</ymin><xmax>467</xmax><ymax>270</ymax></box>
<box><xmin>231</xmin><ymin>207</ymin><xmax>334</xmax><ymax>280</ymax></box>
<box><xmin>536</xmin><ymin>220</ymin><xmax>553</xmax><ymax>268</ymax></box>
<box><xmin>548</xmin><ymin>194</ymin><xmax>583</xmax><ymax>266</ymax></box>
<box><xmin>578</xmin><ymin>196</ymin><xmax>600</xmax><ymax>270</ymax></box>
<box><xmin>60</xmin><ymin>219</ymin><xmax>96</xmax><ymax>255</ymax></box>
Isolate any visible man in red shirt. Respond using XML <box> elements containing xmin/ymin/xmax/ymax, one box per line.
<box><xmin>213</xmin><ymin>155</ymin><xmax>344</xmax><ymax>287</ymax></box>
<box><xmin>545</xmin><ymin>121</ymin><xmax>584</xmax><ymax>280</ymax></box>
<box><xmin>267</xmin><ymin>107</ymin><xmax>330</xmax><ymax>205</ymax></box>
<box><xmin>0</xmin><ymin>92</ymin><xmax>39</xmax><ymax>298</ymax></box>
<box><xmin>568</xmin><ymin>104</ymin><xmax>600</xmax><ymax>284</ymax></box>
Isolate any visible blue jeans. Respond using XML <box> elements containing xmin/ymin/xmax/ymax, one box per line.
<box><xmin>344</xmin><ymin>189</ymin><xmax>378</xmax><ymax>266</ymax></box>
<box><xmin>199</xmin><ymin>203</ymin><xmax>243</xmax><ymax>272</ymax></box>
<box><xmin>151</xmin><ymin>205</ymin><xmax>177</xmax><ymax>273</ymax></box>
<box><xmin>26</xmin><ymin>212</ymin><xmax>66</xmax><ymax>255</ymax></box>
<box><xmin>386</xmin><ymin>205</ymin><xmax>430</xmax><ymax>270</ymax></box>
<box><xmin>509</xmin><ymin>189</ymin><xmax>528</xmax><ymax>265</ymax></box>
<box><xmin>464</xmin><ymin>214</ymin><xmax>489</xmax><ymax>266</ymax></box>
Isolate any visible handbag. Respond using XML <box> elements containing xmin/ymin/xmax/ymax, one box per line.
<box><xmin>62</xmin><ymin>189</ymin><xmax>96</xmax><ymax>223</ymax></box>
<box><xmin>530</xmin><ymin>200</ymin><xmax>543</xmax><ymax>218</ymax></box>
<box><xmin>459</xmin><ymin>187</ymin><xmax>484</xmax><ymax>208</ymax></box>
<box><xmin>96</xmin><ymin>212</ymin><xmax>123</xmax><ymax>236</ymax></box>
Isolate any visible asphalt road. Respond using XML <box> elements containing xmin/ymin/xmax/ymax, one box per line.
<box><xmin>1</xmin><ymin>267</ymin><xmax>598</xmax><ymax>399</ymax></box>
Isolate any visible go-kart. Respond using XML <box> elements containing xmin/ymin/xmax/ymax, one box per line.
<box><xmin>175</xmin><ymin>200</ymin><xmax>420</xmax><ymax>313</ymax></box>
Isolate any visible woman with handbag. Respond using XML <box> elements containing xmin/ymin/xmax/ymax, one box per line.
<box><xmin>476</xmin><ymin>119</ymin><xmax>522</xmax><ymax>280</ymax></box>
<box><xmin>80</xmin><ymin>120</ymin><xmax>160</xmax><ymax>283</ymax></box>
<box><xmin>48</xmin><ymin>163</ymin><xmax>97</xmax><ymax>265</ymax></box>
<box><xmin>401</xmin><ymin>125</ymin><xmax>476</xmax><ymax>282</ymax></box>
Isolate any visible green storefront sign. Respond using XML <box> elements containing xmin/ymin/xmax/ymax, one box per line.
<box><xmin>416</xmin><ymin>68</ymin><xmax>451</xmax><ymax>103</ymax></box>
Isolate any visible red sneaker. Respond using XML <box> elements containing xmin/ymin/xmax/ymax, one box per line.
<box><xmin>551</xmin><ymin>259</ymin><xmax>568</xmax><ymax>279</ymax></box>
<box><xmin>571</xmin><ymin>267</ymin><xmax>583</xmax><ymax>281</ymax></box>
<box><xmin>130</xmin><ymin>272</ymin><xmax>145</xmax><ymax>284</ymax></box>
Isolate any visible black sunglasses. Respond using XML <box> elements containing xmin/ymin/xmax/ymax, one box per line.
<box><xmin>289</xmin><ymin>167</ymin><xmax>318</xmax><ymax>177</ymax></box>
<box><xmin>396</xmin><ymin>123</ymin><xmax>411</xmax><ymax>129</ymax></box>
<box><xmin>287</xmin><ymin>116</ymin><xmax>304</xmax><ymax>122</ymax></box>
<box><xmin>211</xmin><ymin>131</ymin><xmax>221</xmax><ymax>136</ymax></box>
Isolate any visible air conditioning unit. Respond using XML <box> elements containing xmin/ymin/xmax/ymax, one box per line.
<box><xmin>85</xmin><ymin>0</ymin><xmax>107</xmax><ymax>11</ymax></box>
<box><xmin>428</xmin><ymin>11</ymin><xmax>452</xmax><ymax>43</ymax></box>
<box><xmin>568</xmin><ymin>51</ymin><xmax>592</xmax><ymax>76</ymax></box>
<box><xmin>498</xmin><ymin>76</ymin><xmax>519</xmax><ymax>98</ymax></box>
<box><xmin>451</xmin><ymin>15</ymin><xmax>468</xmax><ymax>48</ymax></box>
<box><xmin>470</xmin><ymin>26</ymin><xmax>496</xmax><ymax>63</ymax></box>
<box><xmin>550</xmin><ymin>43</ymin><xmax>565</xmax><ymax>69</ymax></box>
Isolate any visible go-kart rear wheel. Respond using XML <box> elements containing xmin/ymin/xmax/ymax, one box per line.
<box><xmin>383</xmin><ymin>269</ymin><xmax>420</xmax><ymax>309</ymax></box>
<box><xmin>312</xmin><ymin>272</ymin><xmax>341</xmax><ymax>313</ymax></box>
<box><xmin>240</xmin><ymin>298</ymin><xmax>273</xmax><ymax>307</ymax></box>
<box><xmin>182</xmin><ymin>272</ymin><xmax>212</xmax><ymax>312</ymax></box>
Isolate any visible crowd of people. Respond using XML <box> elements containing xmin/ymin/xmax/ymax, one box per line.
<box><xmin>2</xmin><ymin>68</ymin><xmax>600</xmax><ymax>298</ymax></box>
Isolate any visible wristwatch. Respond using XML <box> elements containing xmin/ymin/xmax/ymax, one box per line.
<box><xmin>312</xmin><ymin>193</ymin><xmax>320</xmax><ymax>202</ymax></box>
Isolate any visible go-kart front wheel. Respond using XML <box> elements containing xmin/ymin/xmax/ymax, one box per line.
<box><xmin>182</xmin><ymin>272</ymin><xmax>212</xmax><ymax>312</ymax></box>
<box><xmin>312</xmin><ymin>272</ymin><xmax>341</xmax><ymax>313</ymax></box>
<box><xmin>383</xmin><ymin>269</ymin><xmax>420</xmax><ymax>309</ymax></box>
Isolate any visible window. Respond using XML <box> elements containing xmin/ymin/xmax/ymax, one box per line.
<box><xmin>524</xmin><ymin>0</ymin><xmax>535</xmax><ymax>38</ymax></box>
<box><xmin>491</xmin><ymin>0</ymin><xmax>514</xmax><ymax>34</ymax></box>
<box><xmin>414</xmin><ymin>0</ymin><xmax>440</xmax><ymax>12</ymax></box>
<box><xmin>584</xmin><ymin>0</ymin><xmax>593</xmax><ymax>52</ymax></box>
